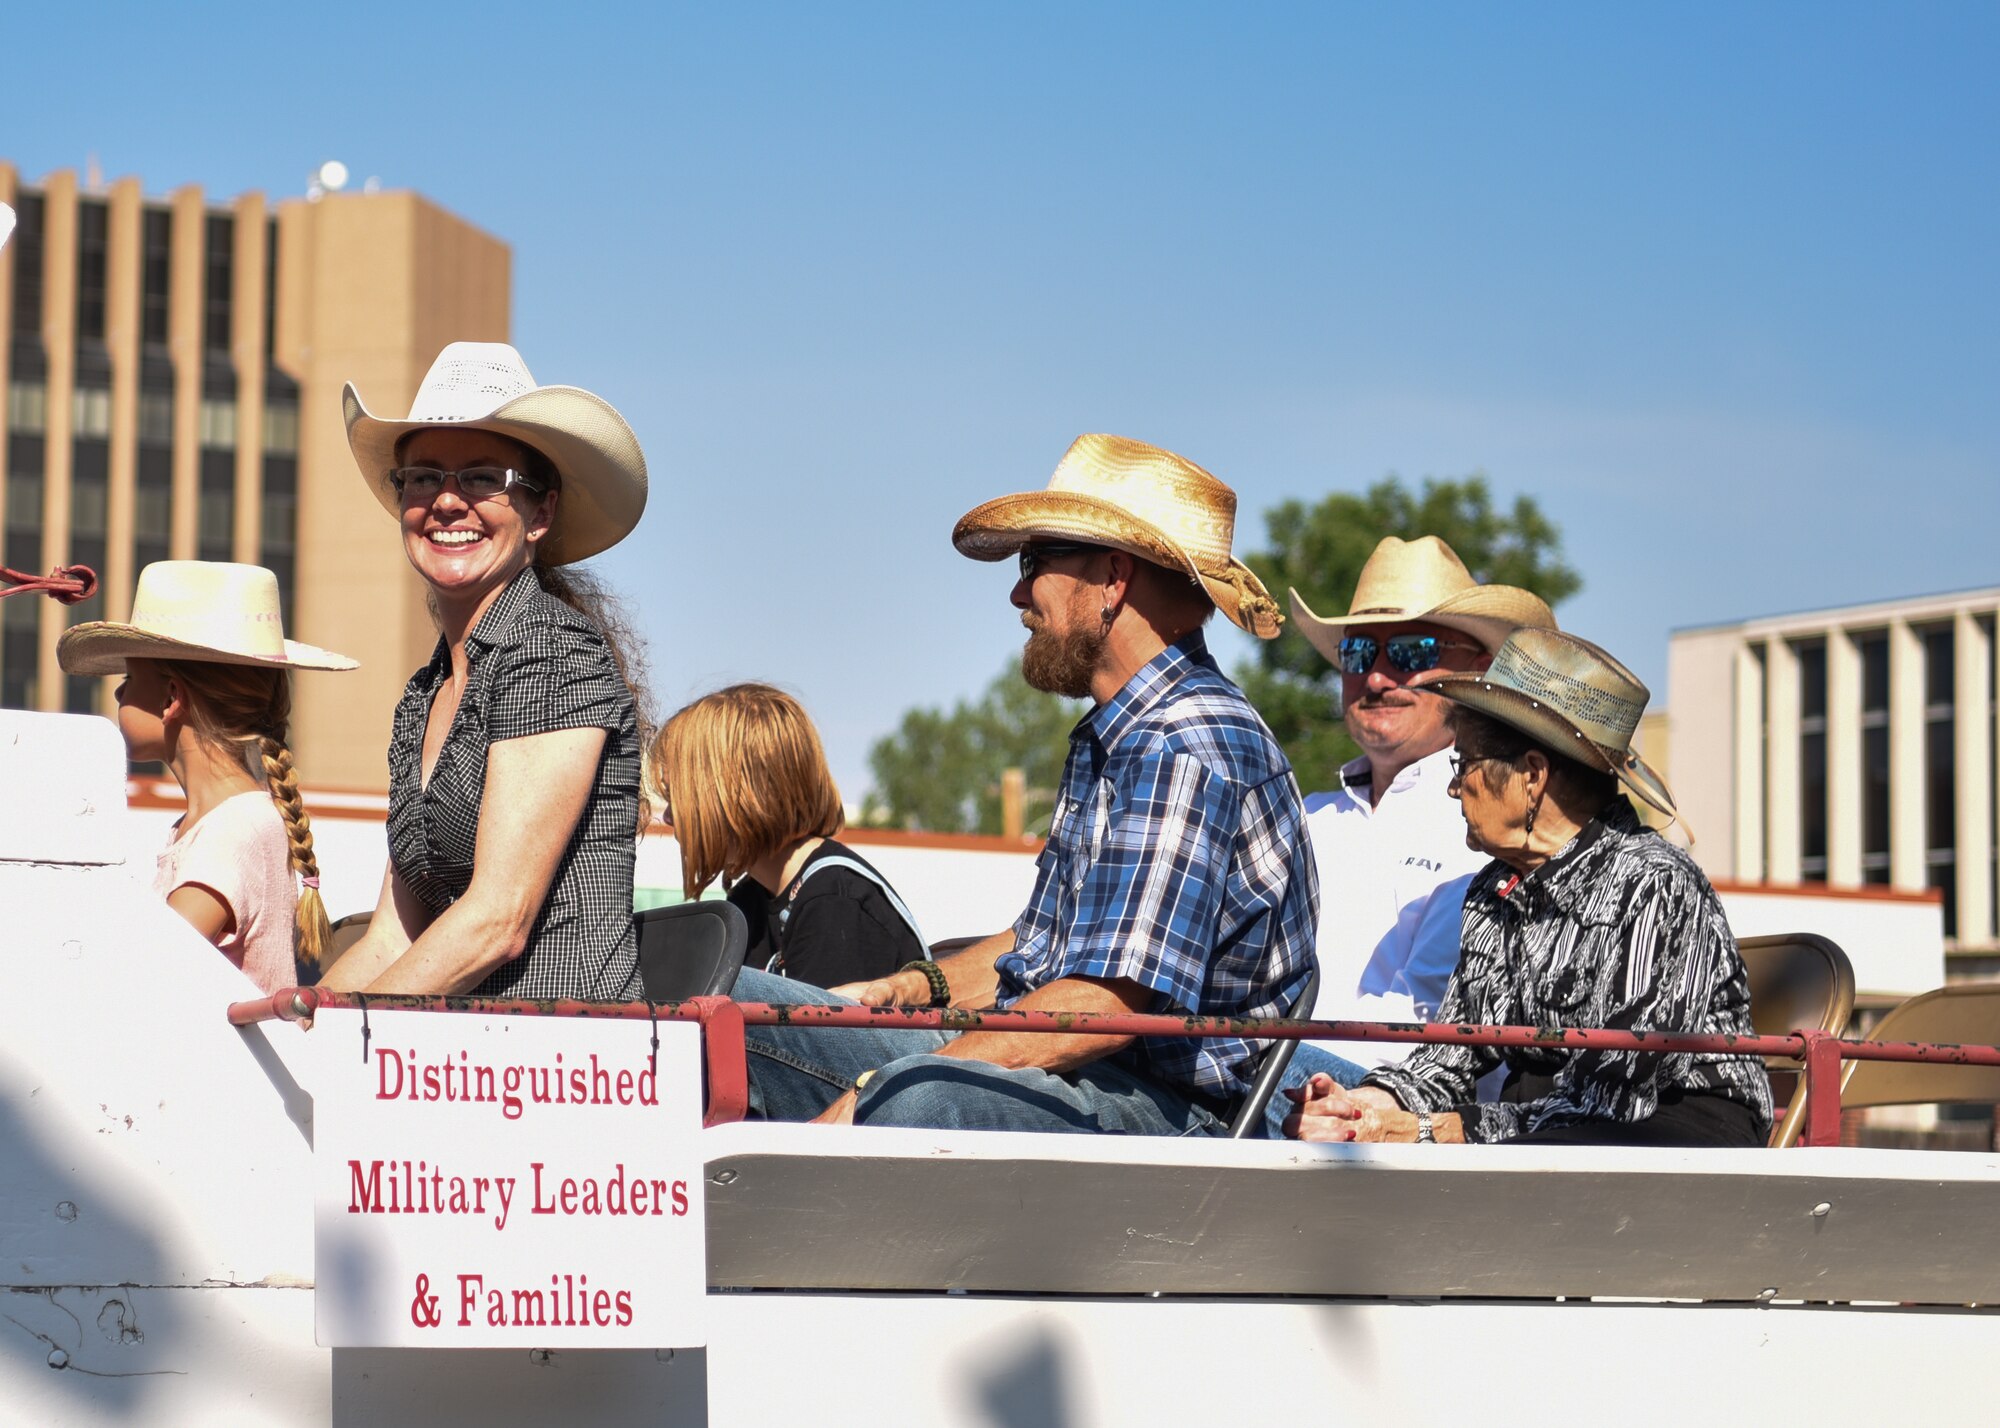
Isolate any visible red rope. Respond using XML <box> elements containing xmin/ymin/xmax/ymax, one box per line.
<box><xmin>0</xmin><ymin>564</ymin><xmax>98</xmax><ymax>605</ymax></box>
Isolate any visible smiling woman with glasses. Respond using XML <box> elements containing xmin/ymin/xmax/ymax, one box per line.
<box><xmin>318</xmin><ymin>342</ymin><xmax>655</xmax><ymax>1004</ymax></box>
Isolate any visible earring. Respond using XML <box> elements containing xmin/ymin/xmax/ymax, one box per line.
<box><xmin>1524</xmin><ymin>802</ymin><xmax>1539</xmax><ymax>835</ymax></box>
<box><xmin>1100</xmin><ymin>606</ymin><xmax>1114</xmax><ymax>625</ymax></box>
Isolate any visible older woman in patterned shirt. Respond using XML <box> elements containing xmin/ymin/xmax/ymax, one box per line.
<box><xmin>320</xmin><ymin>343</ymin><xmax>651</xmax><ymax>1000</ymax></box>
<box><xmin>1286</xmin><ymin>629</ymin><xmax>1773</xmax><ymax>1148</ymax></box>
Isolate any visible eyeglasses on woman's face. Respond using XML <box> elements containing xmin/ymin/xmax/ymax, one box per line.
<box><xmin>1448</xmin><ymin>750</ymin><xmax>1504</xmax><ymax>788</ymax></box>
<box><xmin>1017</xmin><ymin>543</ymin><xmax>1106</xmax><ymax>581</ymax></box>
<box><xmin>1338</xmin><ymin>633</ymin><xmax>1484</xmax><ymax>677</ymax></box>
<box><xmin>387</xmin><ymin>466</ymin><xmax>547</xmax><ymax>506</ymax></box>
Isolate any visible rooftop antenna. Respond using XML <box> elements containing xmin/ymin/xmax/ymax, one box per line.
<box><xmin>305</xmin><ymin>160</ymin><xmax>350</xmax><ymax>202</ymax></box>
<box><xmin>0</xmin><ymin>202</ymin><xmax>14</xmax><ymax>254</ymax></box>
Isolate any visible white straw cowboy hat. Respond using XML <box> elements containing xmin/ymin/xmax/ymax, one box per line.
<box><xmin>1425</xmin><ymin>627</ymin><xmax>1677</xmax><ymax>821</ymax></box>
<box><xmin>952</xmin><ymin>434</ymin><xmax>1283</xmax><ymax>639</ymax></box>
<box><xmin>343</xmin><ymin>342</ymin><xmax>648</xmax><ymax>567</ymax></box>
<box><xmin>58</xmin><ymin>562</ymin><xmax>358</xmax><ymax>676</ymax></box>
<box><xmin>1290</xmin><ymin>535</ymin><xmax>1556</xmax><ymax>664</ymax></box>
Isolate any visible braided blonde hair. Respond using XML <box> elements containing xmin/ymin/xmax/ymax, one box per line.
<box><xmin>159</xmin><ymin>659</ymin><xmax>333</xmax><ymax>970</ymax></box>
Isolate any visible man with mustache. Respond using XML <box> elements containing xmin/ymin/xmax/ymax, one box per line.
<box><xmin>1265</xmin><ymin>537</ymin><xmax>1557</xmax><ymax>1128</ymax></box>
<box><xmin>731</xmin><ymin>435</ymin><xmax>1318</xmax><ymax>1136</ymax></box>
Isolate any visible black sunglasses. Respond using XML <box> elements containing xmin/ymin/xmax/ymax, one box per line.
<box><xmin>1338</xmin><ymin>633</ymin><xmax>1482</xmax><ymax>676</ymax></box>
<box><xmin>1017</xmin><ymin>543</ymin><xmax>1106</xmax><ymax>581</ymax></box>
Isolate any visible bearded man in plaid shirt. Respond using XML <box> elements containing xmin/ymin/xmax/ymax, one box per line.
<box><xmin>732</xmin><ymin>435</ymin><xmax>1318</xmax><ymax>1135</ymax></box>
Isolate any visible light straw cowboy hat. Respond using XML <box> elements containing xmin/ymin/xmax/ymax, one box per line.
<box><xmin>57</xmin><ymin>562</ymin><xmax>358</xmax><ymax>675</ymax></box>
<box><xmin>952</xmin><ymin>434</ymin><xmax>1283</xmax><ymax>639</ymax></box>
<box><xmin>343</xmin><ymin>342</ymin><xmax>647</xmax><ymax>567</ymax></box>
<box><xmin>1290</xmin><ymin>535</ymin><xmax>1556</xmax><ymax>664</ymax></box>
<box><xmin>1425</xmin><ymin>627</ymin><xmax>1677</xmax><ymax>821</ymax></box>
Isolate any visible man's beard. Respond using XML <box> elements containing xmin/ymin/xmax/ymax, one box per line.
<box><xmin>1021</xmin><ymin>615</ymin><xmax>1104</xmax><ymax>699</ymax></box>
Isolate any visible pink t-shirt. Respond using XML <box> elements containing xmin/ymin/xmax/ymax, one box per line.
<box><xmin>154</xmin><ymin>790</ymin><xmax>299</xmax><ymax>996</ymax></box>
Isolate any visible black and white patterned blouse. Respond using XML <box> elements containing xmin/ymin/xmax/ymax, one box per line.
<box><xmin>1364</xmin><ymin>800</ymin><xmax>1774</xmax><ymax>1142</ymax></box>
<box><xmin>387</xmin><ymin>567</ymin><xmax>642</xmax><ymax>1001</ymax></box>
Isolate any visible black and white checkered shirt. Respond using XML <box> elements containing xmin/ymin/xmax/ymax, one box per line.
<box><xmin>1364</xmin><ymin>800</ymin><xmax>1774</xmax><ymax>1142</ymax></box>
<box><xmin>387</xmin><ymin>567</ymin><xmax>642</xmax><ymax>1001</ymax></box>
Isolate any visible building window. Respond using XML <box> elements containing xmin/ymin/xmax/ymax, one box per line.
<box><xmin>7</xmin><ymin>468</ymin><xmax>43</xmax><ymax>532</ymax></box>
<box><xmin>11</xmin><ymin>193</ymin><xmax>44</xmax><ymax>337</ymax></box>
<box><xmin>1796</xmin><ymin>639</ymin><xmax>1828</xmax><ymax>881</ymax></box>
<box><xmin>75</xmin><ymin>200</ymin><xmax>109</xmax><ymax>342</ymax></box>
<box><xmin>2</xmin><ymin>468</ymin><xmax>44</xmax><ymax>710</ymax></box>
<box><xmin>6</xmin><ymin>381</ymin><xmax>46</xmax><ymax>433</ymax></box>
<box><xmin>71</xmin><ymin>469</ymin><xmax>109</xmax><ymax>539</ymax></box>
<box><xmin>203</xmin><ymin>214</ymin><xmax>235</xmax><ymax>354</ymax></box>
<box><xmin>138</xmin><ymin>391</ymin><xmax>174</xmax><ymax>444</ymax></box>
<box><xmin>263</xmin><ymin>401</ymin><xmax>299</xmax><ymax>455</ymax></box>
<box><xmin>199</xmin><ymin>398</ymin><xmax>237</xmax><ymax>449</ymax></box>
<box><xmin>198</xmin><ymin>450</ymin><xmax>235</xmax><ymax>562</ymax></box>
<box><xmin>1858</xmin><ymin>631</ymin><xmax>1890</xmax><ymax>885</ymax></box>
<box><xmin>72</xmin><ymin>385</ymin><xmax>112</xmax><ymax>439</ymax></box>
<box><xmin>1923</xmin><ymin>625</ymin><xmax>1956</xmax><ymax>937</ymax></box>
<box><xmin>142</xmin><ymin>208</ymin><xmax>173</xmax><ymax>347</ymax></box>
<box><xmin>264</xmin><ymin>217</ymin><xmax>280</xmax><ymax>360</ymax></box>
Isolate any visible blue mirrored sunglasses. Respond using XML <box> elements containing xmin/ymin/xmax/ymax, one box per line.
<box><xmin>1338</xmin><ymin>633</ymin><xmax>1482</xmax><ymax>676</ymax></box>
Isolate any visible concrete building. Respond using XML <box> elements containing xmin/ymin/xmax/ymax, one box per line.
<box><xmin>0</xmin><ymin>161</ymin><xmax>508</xmax><ymax>788</ymax></box>
<box><xmin>1668</xmin><ymin>588</ymin><xmax>1998</xmax><ymax>952</ymax></box>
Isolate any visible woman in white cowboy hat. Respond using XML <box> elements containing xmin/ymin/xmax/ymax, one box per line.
<box><xmin>1285</xmin><ymin>629</ymin><xmax>1774</xmax><ymax>1148</ymax></box>
<box><xmin>58</xmin><ymin>561</ymin><xmax>358</xmax><ymax>996</ymax></box>
<box><xmin>320</xmin><ymin>342</ymin><xmax>653</xmax><ymax>1002</ymax></box>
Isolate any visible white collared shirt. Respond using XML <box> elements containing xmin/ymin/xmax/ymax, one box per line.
<box><xmin>1304</xmin><ymin>747</ymin><xmax>1494</xmax><ymax>1066</ymax></box>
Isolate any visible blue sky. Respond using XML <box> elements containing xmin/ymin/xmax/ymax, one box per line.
<box><xmin>10</xmin><ymin>3</ymin><xmax>1997</xmax><ymax>798</ymax></box>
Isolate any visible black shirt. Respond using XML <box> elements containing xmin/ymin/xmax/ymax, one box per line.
<box><xmin>387</xmin><ymin>567</ymin><xmax>642</xmax><ymax>1001</ymax></box>
<box><xmin>727</xmin><ymin>839</ymin><xmax>926</xmax><ymax>990</ymax></box>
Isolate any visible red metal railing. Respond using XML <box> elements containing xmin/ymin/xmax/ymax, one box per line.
<box><xmin>227</xmin><ymin>987</ymin><xmax>2000</xmax><ymax>1145</ymax></box>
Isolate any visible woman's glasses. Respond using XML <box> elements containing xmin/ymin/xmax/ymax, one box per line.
<box><xmin>1017</xmin><ymin>543</ymin><xmax>1106</xmax><ymax>580</ymax></box>
<box><xmin>387</xmin><ymin>466</ymin><xmax>546</xmax><ymax>505</ymax></box>
<box><xmin>1338</xmin><ymin>633</ymin><xmax>1482</xmax><ymax>676</ymax></box>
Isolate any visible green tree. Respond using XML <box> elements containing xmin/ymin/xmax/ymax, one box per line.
<box><xmin>1238</xmin><ymin>474</ymin><xmax>1582</xmax><ymax>793</ymax></box>
<box><xmin>861</xmin><ymin>661</ymin><xmax>1082</xmax><ymax>835</ymax></box>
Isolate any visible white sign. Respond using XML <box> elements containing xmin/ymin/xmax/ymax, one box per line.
<box><xmin>0</xmin><ymin>203</ymin><xmax>14</xmax><ymax>253</ymax></box>
<box><xmin>310</xmin><ymin>1007</ymin><xmax>707</xmax><ymax>1347</ymax></box>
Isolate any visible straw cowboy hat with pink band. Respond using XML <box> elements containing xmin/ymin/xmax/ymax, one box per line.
<box><xmin>58</xmin><ymin>562</ymin><xmax>358</xmax><ymax>676</ymax></box>
<box><xmin>953</xmin><ymin>433</ymin><xmax>1284</xmax><ymax>639</ymax></box>
<box><xmin>343</xmin><ymin>342</ymin><xmax>649</xmax><ymax>567</ymax></box>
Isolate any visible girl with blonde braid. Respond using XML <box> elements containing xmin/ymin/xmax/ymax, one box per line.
<box><xmin>57</xmin><ymin>562</ymin><xmax>357</xmax><ymax>994</ymax></box>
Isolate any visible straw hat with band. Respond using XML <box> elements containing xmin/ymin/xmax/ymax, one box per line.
<box><xmin>1422</xmin><ymin>626</ymin><xmax>1677</xmax><ymax>822</ymax></box>
<box><xmin>953</xmin><ymin>434</ymin><xmax>1283</xmax><ymax>639</ymax></box>
<box><xmin>58</xmin><ymin>562</ymin><xmax>358</xmax><ymax>676</ymax></box>
<box><xmin>1290</xmin><ymin>535</ymin><xmax>1556</xmax><ymax>664</ymax></box>
<box><xmin>344</xmin><ymin>342</ymin><xmax>648</xmax><ymax>567</ymax></box>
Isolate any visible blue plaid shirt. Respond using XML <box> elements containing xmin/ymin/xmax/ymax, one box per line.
<box><xmin>997</xmin><ymin>633</ymin><xmax>1319</xmax><ymax>1101</ymax></box>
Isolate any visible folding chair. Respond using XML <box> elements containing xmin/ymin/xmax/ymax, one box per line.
<box><xmin>1737</xmin><ymin>933</ymin><xmax>1855</xmax><ymax>1147</ymax></box>
<box><xmin>1840</xmin><ymin>983</ymin><xmax>2000</xmax><ymax>1114</ymax></box>
<box><xmin>1228</xmin><ymin>969</ymin><xmax>1321</xmax><ymax>1139</ymax></box>
<box><xmin>636</xmin><ymin>899</ymin><xmax>751</xmax><ymax>1001</ymax></box>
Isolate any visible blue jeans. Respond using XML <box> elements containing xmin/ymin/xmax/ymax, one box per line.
<box><xmin>1261</xmin><ymin>1042</ymin><xmax>1372</xmax><ymax>1140</ymax></box>
<box><xmin>735</xmin><ymin>967</ymin><xmax>1225</xmax><ymax>1136</ymax></box>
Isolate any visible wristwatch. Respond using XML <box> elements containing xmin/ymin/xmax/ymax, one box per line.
<box><xmin>1415</xmin><ymin>1112</ymin><xmax>1436</xmax><ymax>1144</ymax></box>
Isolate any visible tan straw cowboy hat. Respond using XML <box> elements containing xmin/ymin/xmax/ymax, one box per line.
<box><xmin>1426</xmin><ymin>627</ymin><xmax>1677</xmax><ymax>821</ymax></box>
<box><xmin>953</xmin><ymin>434</ymin><xmax>1283</xmax><ymax>639</ymax></box>
<box><xmin>58</xmin><ymin>562</ymin><xmax>358</xmax><ymax>675</ymax></box>
<box><xmin>344</xmin><ymin>342</ymin><xmax>647</xmax><ymax>566</ymax></box>
<box><xmin>1291</xmin><ymin>536</ymin><xmax>1556</xmax><ymax>664</ymax></box>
